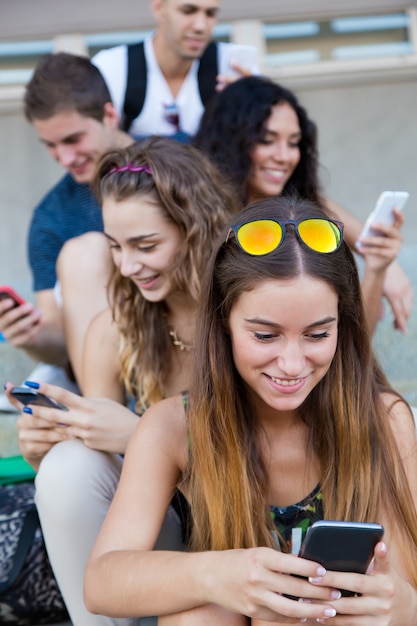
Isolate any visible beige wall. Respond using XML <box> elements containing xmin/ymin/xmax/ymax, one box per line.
<box><xmin>299</xmin><ymin>78</ymin><xmax>417</xmax><ymax>225</ymax></box>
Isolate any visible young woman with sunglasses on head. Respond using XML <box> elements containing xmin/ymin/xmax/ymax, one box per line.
<box><xmin>85</xmin><ymin>195</ymin><xmax>417</xmax><ymax>625</ymax></box>
<box><xmin>6</xmin><ymin>136</ymin><xmax>239</xmax><ymax>626</ymax></box>
<box><xmin>193</xmin><ymin>75</ymin><xmax>411</xmax><ymax>335</ymax></box>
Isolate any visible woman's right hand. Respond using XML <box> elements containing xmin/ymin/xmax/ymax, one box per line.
<box><xmin>356</xmin><ymin>208</ymin><xmax>404</xmax><ymax>275</ymax></box>
<box><xmin>202</xmin><ymin>547</ymin><xmax>339</xmax><ymax>623</ymax></box>
<box><xmin>4</xmin><ymin>382</ymin><xmax>69</xmax><ymax>470</ymax></box>
<box><xmin>6</xmin><ymin>380</ymin><xmax>139</xmax><ymax>460</ymax></box>
<box><xmin>17</xmin><ymin>409</ymin><xmax>69</xmax><ymax>471</ymax></box>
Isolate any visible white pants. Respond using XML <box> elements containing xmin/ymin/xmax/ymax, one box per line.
<box><xmin>35</xmin><ymin>439</ymin><xmax>183</xmax><ymax>626</ymax></box>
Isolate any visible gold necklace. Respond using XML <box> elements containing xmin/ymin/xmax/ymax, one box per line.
<box><xmin>168</xmin><ymin>328</ymin><xmax>193</xmax><ymax>352</ymax></box>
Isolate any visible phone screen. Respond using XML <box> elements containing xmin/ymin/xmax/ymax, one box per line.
<box><xmin>223</xmin><ymin>45</ymin><xmax>258</xmax><ymax>78</ymax></box>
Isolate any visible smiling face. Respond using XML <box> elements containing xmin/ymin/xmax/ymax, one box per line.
<box><xmin>228</xmin><ymin>274</ymin><xmax>338</xmax><ymax>419</ymax></box>
<box><xmin>247</xmin><ymin>101</ymin><xmax>301</xmax><ymax>203</ymax></box>
<box><xmin>103</xmin><ymin>193</ymin><xmax>184</xmax><ymax>303</ymax></box>
<box><xmin>152</xmin><ymin>0</ymin><xmax>220</xmax><ymax>60</ymax></box>
<box><xmin>32</xmin><ymin>104</ymin><xmax>119</xmax><ymax>184</ymax></box>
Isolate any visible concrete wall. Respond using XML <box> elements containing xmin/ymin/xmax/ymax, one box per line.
<box><xmin>3</xmin><ymin>0</ymin><xmax>416</xmax><ymax>40</ymax></box>
<box><xmin>0</xmin><ymin>110</ymin><xmax>61</xmax><ymax>297</ymax></box>
<box><xmin>298</xmin><ymin>77</ymin><xmax>417</xmax><ymax>234</ymax></box>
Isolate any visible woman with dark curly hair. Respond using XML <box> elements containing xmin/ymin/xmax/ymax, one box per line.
<box><xmin>193</xmin><ymin>75</ymin><xmax>410</xmax><ymax>335</ymax></box>
<box><xmin>195</xmin><ymin>76</ymin><xmax>319</xmax><ymax>206</ymax></box>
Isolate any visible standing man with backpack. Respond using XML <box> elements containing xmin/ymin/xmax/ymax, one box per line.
<box><xmin>92</xmin><ymin>0</ymin><xmax>258</xmax><ymax>137</ymax></box>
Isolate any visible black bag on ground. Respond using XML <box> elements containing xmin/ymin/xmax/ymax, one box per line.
<box><xmin>0</xmin><ymin>481</ymin><xmax>69</xmax><ymax>625</ymax></box>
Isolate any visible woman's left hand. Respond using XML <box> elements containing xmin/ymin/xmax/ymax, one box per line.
<box><xmin>308</xmin><ymin>542</ymin><xmax>417</xmax><ymax>624</ymax></box>
<box><xmin>356</xmin><ymin>208</ymin><xmax>404</xmax><ymax>274</ymax></box>
<box><xmin>216</xmin><ymin>64</ymin><xmax>253</xmax><ymax>91</ymax></box>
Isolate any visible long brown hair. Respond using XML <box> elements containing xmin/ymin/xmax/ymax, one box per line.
<box><xmin>94</xmin><ymin>136</ymin><xmax>240</xmax><ymax>409</ymax></box>
<box><xmin>187</xmin><ymin>196</ymin><xmax>417</xmax><ymax>585</ymax></box>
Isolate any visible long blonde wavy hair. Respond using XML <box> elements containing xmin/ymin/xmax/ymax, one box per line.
<box><xmin>186</xmin><ymin>196</ymin><xmax>417</xmax><ymax>587</ymax></box>
<box><xmin>94</xmin><ymin>136</ymin><xmax>240</xmax><ymax>410</ymax></box>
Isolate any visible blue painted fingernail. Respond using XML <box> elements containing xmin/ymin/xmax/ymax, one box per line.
<box><xmin>24</xmin><ymin>380</ymin><xmax>40</xmax><ymax>389</ymax></box>
<box><xmin>23</xmin><ymin>406</ymin><xmax>33</xmax><ymax>414</ymax></box>
<box><xmin>3</xmin><ymin>383</ymin><xmax>7</xmax><ymax>390</ymax></box>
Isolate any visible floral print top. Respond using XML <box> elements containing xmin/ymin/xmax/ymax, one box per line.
<box><xmin>270</xmin><ymin>485</ymin><xmax>323</xmax><ymax>554</ymax></box>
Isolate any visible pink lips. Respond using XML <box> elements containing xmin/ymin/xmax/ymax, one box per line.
<box><xmin>136</xmin><ymin>275</ymin><xmax>160</xmax><ymax>290</ymax></box>
<box><xmin>265</xmin><ymin>373</ymin><xmax>307</xmax><ymax>394</ymax></box>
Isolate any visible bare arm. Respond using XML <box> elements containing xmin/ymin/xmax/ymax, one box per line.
<box><xmin>7</xmin><ymin>307</ymin><xmax>134</xmax><ymax>471</ymax></box>
<box><xmin>58</xmin><ymin>232</ymin><xmax>112</xmax><ymax>386</ymax></box>
<box><xmin>309</xmin><ymin>395</ymin><xmax>417</xmax><ymax>624</ymax></box>
<box><xmin>358</xmin><ymin>209</ymin><xmax>404</xmax><ymax>335</ymax></box>
<box><xmin>324</xmin><ymin>197</ymin><xmax>413</xmax><ymax>333</ymax></box>
<box><xmin>84</xmin><ymin>397</ymin><xmax>337</xmax><ymax>622</ymax></box>
<box><xmin>80</xmin><ymin>307</ymin><xmax>124</xmax><ymax>402</ymax></box>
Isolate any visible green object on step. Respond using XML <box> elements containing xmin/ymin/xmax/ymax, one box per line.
<box><xmin>0</xmin><ymin>455</ymin><xmax>36</xmax><ymax>485</ymax></box>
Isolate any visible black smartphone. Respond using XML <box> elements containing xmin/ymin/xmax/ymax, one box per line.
<box><xmin>298</xmin><ymin>520</ymin><xmax>384</xmax><ymax>597</ymax></box>
<box><xmin>9</xmin><ymin>386</ymin><xmax>68</xmax><ymax>411</ymax></box>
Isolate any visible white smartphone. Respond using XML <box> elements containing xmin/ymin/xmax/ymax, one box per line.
<box><xmin>223</xmin><ymin>44</ymin><xmax>258</xmax><ymax>78</ymax></box>
<box><xmin>357</xmin><ymin>190</ymin><xmax>409</xmax><ymax>244</ymax></box>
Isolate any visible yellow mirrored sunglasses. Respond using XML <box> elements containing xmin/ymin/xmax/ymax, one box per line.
<box><xmin>226</xmin><ymin>217</ymin><xmax>344</xmax><ymax>256</ymax></box>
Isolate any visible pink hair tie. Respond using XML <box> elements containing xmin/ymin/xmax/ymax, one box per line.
<box><xmin>109</xmin><ymin>164</ymin><xmax>152</xmax><ymax>175</ymax></box>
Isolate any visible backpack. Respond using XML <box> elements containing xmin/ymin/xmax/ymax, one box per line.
<box><xmin>122</xmin><ymin>41</ymin><xmax>218</xmax><ymax>132</ymax></box>
<box><xmin>0</xmin><ymin>472</ymin><xmax>69</xmax><ymax>625</ymax></box>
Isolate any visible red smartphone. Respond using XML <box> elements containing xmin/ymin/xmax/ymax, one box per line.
<box><xmin>0</xmin><ymin>286</ymin><xmax>26</xmax><ymax>308</ymax></box>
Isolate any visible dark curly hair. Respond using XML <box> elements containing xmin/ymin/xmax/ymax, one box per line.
<box><xmin>193</xmin><ymin>75</ymin><xmax>321</xmax><ymax>205</ymax></box>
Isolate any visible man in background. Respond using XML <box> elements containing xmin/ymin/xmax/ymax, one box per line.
<box><xmin>0</xmin><ymin>53</ymin><xmax>133</xmax><ymax>390</ymax></box>
<box><xmin>93</xmin><ymin>0</ymin><xmax>258</xmax><ymax>136</ymax></box>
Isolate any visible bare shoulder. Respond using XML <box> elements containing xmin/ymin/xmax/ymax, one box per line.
<box><xmin>382</xmin><ymin>391</ymin><xmax>417</xmax><ymax>458</ymax></box>
<box><xmin>87</xmin><ymin>307</ymin><xmax>118</xmax><ymax>342</ymax></box>
<box><xmin>91</xmin><ymin>306</ymin><xmax>115</xmax><ymax>328</ymax></box>
<box><xmin>130</xmin><ymin>394</ymin><xmax>189</xmax><ymax>470</ymax></box>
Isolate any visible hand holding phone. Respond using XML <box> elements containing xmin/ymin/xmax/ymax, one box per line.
<box><xmin>0</xmin><ymin>286</ymin><xmax>26</xmax><ymax>309</ymax></box>
<box><xmin>298</xmin><ymin>520</ymin><xmax>384</xmax><ymax>596</ymax></box>
<box><xmin>357</xmin><ymin>191</ymin><xmax>409</xmax><ymax>245</ymax></box>
<box><xmin>9</xmin><ymin>386</ymin><xmax>68</xmax><ymax>411</ymax></box>
<box><xmin>224</xmin><ymin>44</ymin><xmax>258</xmax><ymax>78</ymax></box>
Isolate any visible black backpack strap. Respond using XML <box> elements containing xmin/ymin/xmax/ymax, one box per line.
<box><xmin>197</xmin><ymin>41</ymin><xmax>218</xmax><ymax>106</ymax></box>
<box><xmin>122</xmin><ymin>41</ymin><xmax>147</xmax><ymax>133</ymax></box>
<box><xmin>0</xmin><ymin>507</ymin><xmax>39</xmax><ymax>594</ymax></box>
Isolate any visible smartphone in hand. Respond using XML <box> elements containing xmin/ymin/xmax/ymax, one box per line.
<box><xmin>0</xmin><ymin>286</ymin><xmax>26</xmax><ymax>308</ymax></box>
<box><xmin>9</xmin><ymin>386</ymin><xmax>68</xmax><ymax>411</ymax></box>
<box><xmin>298</xmin><ymin>520</ymin><xmax>384</xmax><ymax>596</ymax></box>
<box><xmin>357</xmin><ymin>190</ymin><xmax>409</xmax><ymax>244</ymax></box>
<box><xmin>223</xmin><ymin>44</ymin><xmax>258</xmax><ymax>78</ymax></box>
